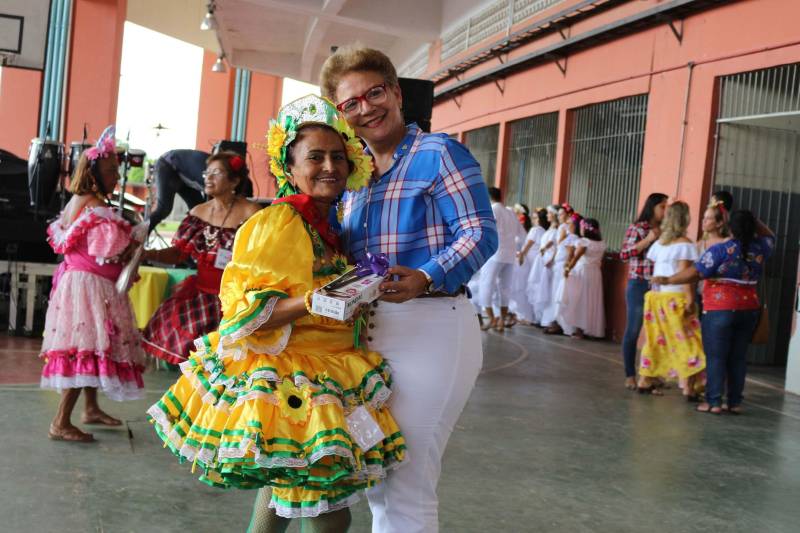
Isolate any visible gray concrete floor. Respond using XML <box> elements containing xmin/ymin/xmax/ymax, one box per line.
<box><xmin>2</xmin><ymin>327</ymin><xmax>800</xmax><ymax>532</ymax></box>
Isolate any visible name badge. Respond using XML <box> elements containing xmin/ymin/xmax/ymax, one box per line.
<box><xmin>214</xmin><ymin>248</ymin><xmax>233</xmax><ymax>269</ymax></box>
<box><xmin>345</xmin><ymin>405</ymin><xmax>385</xmax><ymax>451</ymax></box>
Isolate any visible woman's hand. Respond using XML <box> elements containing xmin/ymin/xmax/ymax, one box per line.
<box><xmin>651</xmin><ymin>276</ymin><xmax>669</xmax><ymax>285</ymax></box>
<box><xmin>379</xmin><ymin>265</ymin><xmax>428</xmax><ymax>303</ymax></box>
<box><xmin>517</xmin><ymin>252</ymin><xmax>525</xmax><ymax>266</ymax></box>
<box><xmin>684</xmin><ymin>301</ymin><xmax>696</xmax><ymax>316</ymax></box>
<box><xmin>564</xmin><ymin>266</ymin><xmax>571</xmax><ymax>278</ymax></box>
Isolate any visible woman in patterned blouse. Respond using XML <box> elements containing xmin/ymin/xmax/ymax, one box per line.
<box><xmin>653</xmin><ymin>210</ymin><xmax>775</xmax><ymax>414</ymax></box>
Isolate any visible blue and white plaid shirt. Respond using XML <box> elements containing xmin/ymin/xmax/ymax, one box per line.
<box><xmin>341</xmin><ymin>123</ymin><xmax>497</xmax><ymax>294</ymax></box>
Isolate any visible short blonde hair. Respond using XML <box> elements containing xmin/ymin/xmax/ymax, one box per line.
<box><xmin>319</xmin><ymin>45</ymin><xmax>399</xmax><ymax>102</ymax></box>
<box><xmin>659</xmin><ymin>201</ymin><xmax>690</xmax><ymax>244</ymax></box>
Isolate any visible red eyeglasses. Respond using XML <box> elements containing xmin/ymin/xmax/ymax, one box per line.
<box><xmin>335</xmin><ymin>84</ymin><xmax>388</xmax><ymax>116</ymax></box>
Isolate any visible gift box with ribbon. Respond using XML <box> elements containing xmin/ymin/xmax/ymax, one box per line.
<box><xmin>311</xmin><ymin>253</ymin><xmax>389</xmax><ymax>321</ymax></box>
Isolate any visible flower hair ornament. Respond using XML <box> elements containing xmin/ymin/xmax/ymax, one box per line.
<box><xmin>580</xmin><ymin>219</ymin><xmax>597</xmax><ymax>233</ymax></box>
<box><xmin>708</xmin><ymin>198</ymin><xmax>728</xmax><ymax>218</ymax></box>
<box><xmin>85</xmin><ymin>125</ymin><xmax>116</xmax><ymax>161</ymax></box>
<box><xmin>266</xmin><ymin>94</ymin><xmax>373</xmax><ymax>198</ymax></box>
<box><xmin>560</xmin><ymin>202</ymin><xmax>574</xmax><ymax>214</ymax></box>
<box><xmin>229</xmin><ymin>155</ymin><xmax>245</xmax><ymax>172</ymax></box>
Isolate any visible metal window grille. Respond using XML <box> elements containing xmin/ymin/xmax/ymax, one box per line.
<box><xmin>567</xmin><ymin>94</ymin><xmax>648</xmax><ymax>251</ymax></box>
<box><xmin>513</xmin><ymin>0</ymin><xmax>563</xmax><ymax>24</ymax></box>
<box><xmin>505</xmin><ymin>112</ymin><xmax>558</xmax><ymax>210</ymax></box>
<box><xmin>712</xmin><ymin>62</ymin><xmax>800</xmax><ymax>365</ymax></box>
<box><xmin>440</xmin><ymin>0</ymin><xmax>565</xmax><ymax>61</ymax></box>
<box><xmin>463</xmin><ymin>124</ymin><xmax>500</xmax><ymax>186</ymax></box>
<box><xmin>398</xmin><ymin>45</ymin><xmax>431</xmax><ymax>78</ymax></box>
<box><xmin>718</xmin><ymin>62</ymin><xmax>800</xmax><ymax>120</ymax></box>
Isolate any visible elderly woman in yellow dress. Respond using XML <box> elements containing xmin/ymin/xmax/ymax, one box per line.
<box><xmin>148</xmin><ymin>95</ymin><xmax>405</xmax><ymax>532</ymax></box>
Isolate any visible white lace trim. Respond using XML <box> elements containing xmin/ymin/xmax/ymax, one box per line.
<box><xmin>269</xmin><ymin>491</ymin><xmax>361</xmax><ymax>519</ymax></box>
<box><xmin>311</xmin><ymin>394</ymin><xmax>343</xmax><ymax>408</ymax></box>
<box><xmin>146</xmin><ymin>404</ymin><xmax>185</xmax><ymax>451</ymax></box>
<box><xmin>359</xmin><ymin>373</ymin><xmax>392</xmax><ymax>410</ymax></box>
<box><xmin>193</xmin><ymin>337</ymin><xmax>209</xmax><ymax>356</ymax></box>
<box><xmin>239</xmin><ymin>324</ymin><xmax>292</xmax><ymax>358</ymax></box>
<box><xmin>232</xmin><ymin>390</ymin><xmax>280</xmax><ymax>408</ymax></box>
<box><xmin>220</xmin><ymin>295</ymin><xmax>280</xmax><ymax>345</ymax></box>
<box><xmin>40</xmin><ymin>375</ymin><xmax>143</xmax><ymax>402</ymax></box>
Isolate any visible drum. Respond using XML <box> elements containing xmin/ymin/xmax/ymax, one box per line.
<box><xmin>127</xmin><ymin>149</ymin><xmax>146</xmax><ymax>168</ymax></box>
<box><xmin>69</xmin><ymin>141</ymin><xmax>92</xmax><ymax>176</ymax></box>
<box><xmin>116</xmin><ymin>147</ymin><xmax>146</xmax><ymax>167</ymax></box>
<box><xmin>27</xmin><ymin>138</ymin><xmax>64</xmax><ymax>209</ymax></box>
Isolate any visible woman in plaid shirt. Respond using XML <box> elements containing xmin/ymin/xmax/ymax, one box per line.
<box><xmin>619</xmin><ymin>193</ymin><xmax>668</xmax><ymax>389</ymax></box>
<box><xmin>321</xmin><ymin>45</ymin><xmax>497</xmax><ymax>533</ymax></box>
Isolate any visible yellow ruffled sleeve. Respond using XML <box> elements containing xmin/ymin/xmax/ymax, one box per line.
<box><xmin>194</xmin><ymin>203</ymin><xmax>314</xmax><ymax>360</ymax></box>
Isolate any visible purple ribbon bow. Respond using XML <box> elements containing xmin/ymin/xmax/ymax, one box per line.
<box><xmin>354</xmin><ymin>252</ymin><xmax>390</xmax><ymax>277</ymax></box>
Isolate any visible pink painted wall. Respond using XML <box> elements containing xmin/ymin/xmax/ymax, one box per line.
<box><xmin>244</xmin><ymin>72</ymin><xmax>282</xmax><ymax>198</ymax></box>
<box><xmin>195</xmin><ymin>50</ymin><xmax>236</xmax><ymax>153</ymax></box>
<box><xmin>194</xmin><ymin>54</ymin><xmax>283</xmax><ymax>198</ymax></box>
<box><xmin>430</xmin><ymin>0</ymin><xmax>800</xmax><ymax>340</ymax></box>
<box><xmin>63</xmin><ymin>0</ymin><xmax>126</xmax><ymax>143</ymax></box>
<box><xmin>0</xmin><ymin>68</ymin><xmax>42</xmax><ymax>157</ymax></box>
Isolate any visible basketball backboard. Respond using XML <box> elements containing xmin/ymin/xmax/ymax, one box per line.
<box><xmin>0</xmin><ymin>0</ymin><xmax>51</xmax><ymax>70</ymax></box>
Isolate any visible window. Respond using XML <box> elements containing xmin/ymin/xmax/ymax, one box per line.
<box><xmin>567</xmin><ymin>94</ymin><xmax>648</xmax><ymax>251</ymax></box>
<box><xmin>463</xmin><ymin>124</ymin><xmax>500</xmax><ymax>186</ymax></box>
<box><xmin>505</xmin><ymin>112</ymin><xmax>558</xmax><ymax>210</ymax></box>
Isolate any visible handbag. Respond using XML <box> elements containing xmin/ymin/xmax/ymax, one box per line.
<box><xmin>751</xmin><ymin>305</ymin><xmax>770</xmax><ymax>345</ymax></box>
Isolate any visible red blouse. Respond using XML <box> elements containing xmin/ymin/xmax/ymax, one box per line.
<box><xmin>173</xmin><ymin>215</ymin><xmax>239</xmax><ymax>294</ymax></box>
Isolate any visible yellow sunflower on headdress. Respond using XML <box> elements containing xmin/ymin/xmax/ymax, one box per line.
<box><xmin>267</xmin><ymin>122</ymin><xmax>286</xmax><ymax>159</ymax></box>
<box><xmin>346</xmin><ymin>138</ymin><xmax>373</xmax><ymax>191</ymax></box>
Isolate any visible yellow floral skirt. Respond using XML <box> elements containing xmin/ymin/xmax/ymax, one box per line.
<box><xmin>640</xmin><ymin>291</ymin><xmax>705</xmax><ymax>380</ymax></box>
<box><xmin>147</xmin><ymin>346</ymin><xmax>405</xmax><ymax>518</ymax></box>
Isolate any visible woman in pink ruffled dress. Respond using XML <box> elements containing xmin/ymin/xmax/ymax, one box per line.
<box><xmin>40</xmin><ymin>126</ymin><xmax>146</xmax><ymax>443</ymax></box>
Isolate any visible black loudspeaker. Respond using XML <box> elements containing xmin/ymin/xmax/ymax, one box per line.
<box><xmin>398</xmin><ymin>77</ymin><xmax>434</xmax><ymax>133</ymax></box>
<box><xmin>213</xmin><ymin>140</ymin><xmax>248</xmax><ymax>157</ymax></box>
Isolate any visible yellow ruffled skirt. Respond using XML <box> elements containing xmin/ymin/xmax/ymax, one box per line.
<box><xmin>640</xmin><ymin>291</ymin><xmax>706</xmax><ymax>380</ymax></box>
<box><xmin>148</xmin><ymin>344</ymin><xmax>405</xmax><ymax>518</ymax></box>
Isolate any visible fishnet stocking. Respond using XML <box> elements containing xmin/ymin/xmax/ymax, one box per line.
<box><xmin>301</xmin><ymin>509</ymin><xmax>351</xmax><ymax>533</ymax></box>
<box><xmin>246</xmin><ymin>488</ymin><xmax>352</xmax><ymax>533</ymax></box>
<box><xmin>247</xmin><ymin>488</ymin><xmax>290</xmax><ymax>533</ymax></box>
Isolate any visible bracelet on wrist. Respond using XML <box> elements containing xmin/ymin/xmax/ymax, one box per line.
<box><xmin>304</xmin><ymin>290</ymin><xmax>316</xmax><ymax>316</ymax></box>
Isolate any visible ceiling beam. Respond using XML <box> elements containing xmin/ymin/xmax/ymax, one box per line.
<box><xmin>236</xmin><ymin>0</ymin><xmax>441</xmax><ymax>40</ymax></box>
<box><xmin>300</xmin><ymin>0</ymin><xmax>347</xmax><ymax>82</ymax></box>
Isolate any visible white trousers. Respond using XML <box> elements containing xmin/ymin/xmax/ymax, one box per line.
<box><xmin>367</xmin><ymin>295</ymin><xmax>483</xmax><ymax>533</ymax></box>
<box><xmin>478</xmin><ymin>258</ymin><xmax>514</xmax><ymax>308</ymax></box>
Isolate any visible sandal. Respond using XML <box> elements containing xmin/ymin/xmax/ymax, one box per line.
<box><xmin>49</xmin><ymin>425</ymin><xmax>95</xmax><ymax>443</ymax></box>
<box><xmin>81</xmin><ymin>412</ymin><xmax>122</xmax><ymax>426</ymax></box>
<box><xmin>624</xmin><ymin>378</ymin><xmax>638</xmax><ymax>391</ymax></box>
<box><xmin>726</xmin><ymin>405</ymin><xmax>743</xmax><ymax>415</ymax></box>
<box><xmin>695</xmin><ymin>403</ymin><xmax>722</xmax><ymax>415</ymax></box>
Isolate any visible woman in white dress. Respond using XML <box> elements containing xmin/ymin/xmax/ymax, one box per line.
<box><xmin>544</xmin><ymin>213</ymin><xmax>582</xmax><ymax>334</ymax></box>
<box><xmin>559</xmin><ymin>218</ymin><xmax>607</xmax><ymax>339</ymax></box>
<box><xmin>513</xmin><ymin>207</ymin><xmax>546</xmax><ymax>325</ymax></box>
<box><xmin>507</xmin><ymin>204</ymin><xmax>535</xmax><ymax>325</ymax></box>
<box><xmin>528</xmin><ymin>206</ymin><xmax>559</xmax><ymax>326</ymax></box>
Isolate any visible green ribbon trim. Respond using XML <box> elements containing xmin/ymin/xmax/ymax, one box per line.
<box><xmin>218</xmin><ymin>289</ymin><xmax>288</xmax><ymax>337</ymax></box>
